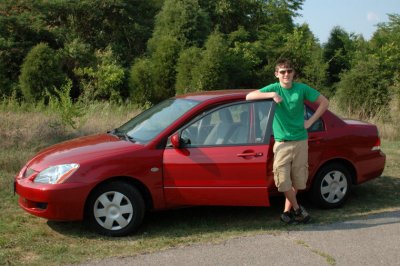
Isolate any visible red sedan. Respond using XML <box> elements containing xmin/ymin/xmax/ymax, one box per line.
<box><xmin>15</xmin><ymin>90</ymin><xmax>386</xmax><ymax>236</ymax></box>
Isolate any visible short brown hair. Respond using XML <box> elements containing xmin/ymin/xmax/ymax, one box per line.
<box><xmin>275</xmin><ymin>58</ymin><xmax>294</xmax><ymax>71</ymax></box>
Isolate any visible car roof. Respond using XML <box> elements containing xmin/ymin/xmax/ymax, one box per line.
<box><xmin>175</xmin><ymin>89</ymin><xmax>253</xmax><ymax>102</ymax></box>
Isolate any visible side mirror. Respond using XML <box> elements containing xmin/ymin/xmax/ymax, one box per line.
<box><xmin>170</xmin><ymin>133</ymin><xmax>181</xmax><ymax>148</ymax></box>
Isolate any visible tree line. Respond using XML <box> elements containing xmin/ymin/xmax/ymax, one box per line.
<box><xmin>1</xmin><ymin>0</ymin><xmax>399</xmax><ymax>117</ymax></box>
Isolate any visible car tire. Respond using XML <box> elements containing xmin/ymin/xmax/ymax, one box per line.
<box><xmin>86</xmin><ymin>181</ymin><xmax>145</xmax><ymax>236</ymax></box>
<box><xmin>311</xmin><ymin>163</ymin><xmax>352</xmax><ymax>208</ymax></box>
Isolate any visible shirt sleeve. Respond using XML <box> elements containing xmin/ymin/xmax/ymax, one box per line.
<box><xmin>304</xmin><ymin>84</ymin><xmax>320</xmax><ymax>102</ymax></box>
<box><xmin>259</xmin><ymin>83</ymin><xmax>278</xmax><ymax>93</ymax></box>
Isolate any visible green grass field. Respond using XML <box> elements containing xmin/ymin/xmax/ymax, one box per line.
<box><xmin>1</xmin><ymin>106</ymin><xmax>399</xmax><ymax>265</ymax></box>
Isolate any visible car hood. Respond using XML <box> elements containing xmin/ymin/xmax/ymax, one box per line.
<box><xmin>26</xmin><ymin>133</ymin><xmax>143</xmax><ymax>171</ymax></box>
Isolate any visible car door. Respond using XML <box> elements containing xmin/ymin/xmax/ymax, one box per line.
<box><xmin>163</xmin><ymin>100</ymin><xmax>275</xmax><ymax>208</ymax></box>
<box><xmin>305</xmin><ymin>104</ymin><xmax>327</xmax><ymax>183</ymax></box>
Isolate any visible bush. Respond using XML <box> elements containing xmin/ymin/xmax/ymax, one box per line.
<box><xmin>74</xmin><ymin>47</ymin><xmax>125</xmax><ymax>103</ymax></box>
<box><xmin>150</xmin><ymin>36</ymin><xmax>181</xmax><ymax>103</ymax></box>
<box><xmin>191</xmin><ymin>32</ymin><xmax>230</xmax><ymax>91</ymax></box>
<box><xmin>335</xmin><ymin>56</ymin><xmax>389</xmax><ymax>118</ymax></box>
<box><xmin>18</xmin><ymin>43</ymin><xmax>66</xmax><ymax>102</ymax></box>
<box><xmin>47</xmin><ymin>79</ymin><xmax>85</xmax><ymax>129</ymax></box>
<box><xmin>175</xmin><ymin>46</ymin><xmax>202</xmax><ymax>94</ymax></box>
<box><xmin>129</xmin><ymin>58</ymin><xmax>154</xmax><ymax>106</ymax></box>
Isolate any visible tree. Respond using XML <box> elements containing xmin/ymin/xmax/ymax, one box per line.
<box><xmin>323</xmin><ymin>27</ymin><xmax>356</xmax><ymax>90</ymax></box>
<box><xmin>335</xmin><ymin>56</ymin><xmax>389</xmax><ymax>117</ymax></box>
<box><xmin>150</xmin><ymin>36</ymin><xmax>182</xmax><ymax>103</ymax></box>
<box><xmin>129</xmin><ymin>58</ymin><xmax>154</xmax><ymax>105</ymax></box>
<box><xmin>191</xmin><ymin>32</ymin><xmax>231</xmax><ymax>91</ymax></box>
<box><xmin>38</xmin><ymin>0</ymin><xmax>160</xmax><ymax>66</ymax></box>
<box><xmin>0</xmin><ymin>0</ymin><xmax>55</xmax><ymax>98</ymax></box>
<box><xmin>129</xmin><ymin>0</ymin><xmax>211</xmax><ymax>104</ymax></box>
<box><xmin>175</xmin><ymin>47</ymin><xmax>203</xmax><ymax>94</ymax></box>
<box><xmin>19</xmin><ymin>43</ymin><xmax>66</xmax><ymax>102</ymax></box>
<box><xmin>335</xmin><ymin>14</ymin><xmax>400</xmax><ymax>117</ymax></box>
<box><xmin>74</xmin><ymin>47</ymin><xmax>125</xmax><ymax>102</ymax></box>
<box><xmin>199</xmin><ymin>0</ymin><xmax>304</xmax><ymax>35</ymax></box>
<box><xmin>150</xmin><ymin>0</ymin><xmax>211</xmax><ymax>49</ymax></box>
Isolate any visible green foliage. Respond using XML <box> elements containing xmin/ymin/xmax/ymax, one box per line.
<box><xmin>74</xmin><ymin>47</ymin><xmax>125</xmax><ymax>103</ymax></box>
<box><xmin>175</xmin><ymin>47</ymin><xmax>203</xmax><ymax>94</ymax></box>
<box><xmin>47</xmin><ymin>80</ymin><xmax>85</xmax><ymax>129</ymax></box>
<box><xmin>336</xmin><ymin>56</ymin><xmax>389</xmax><ymax>117</ymax></box>
<box><xmin>191</xmin><ymin>32</ymin><xmax>231</xmax><ymax>91</ymax></box>
<box><xmin>0</xmin><ymin>0</ymin><xmax>54</xmax><ymax>98</ymax></box>
<box><xmin>129</xmin><ymin>58</ymin><xmax>154</xmax><ymax>106</ymax></box>
<box><xmin>18</xmin><ymin>43</ymin><xmax>66</xmax><ymax>102</ymax></box>
<box><xmin>201</xmin><ymin>0</ymin><xmax>303</xmax><ymax>35</ymax></box>
<box><xmin>150</xmin><ymin>0</ymin><xmax>211</xmax><ymax>48</ymax></box>
<box><xmin>335</xmin><ymin>14</ymin><xmax>400</xmax><ymax>118</ymax></box>
<box><xmin>150</xmin><ymin>36</ymin><xmax>182</xmax><ymax>103</ymax></box>
<box><xmin>130</xmin><ymin>0</ymin><xmax>211</xmax><ymax>103</ymax></box>
<box><xmin>36</xmin><ymin>0</ymin><xmax>160</xmax><ymax>66</ymax></box>
<box><xmin>227</xmin><ymin>27</ymin><xmax>267</xmax><ymax>88</ymax></box>
<box><xmin>323</xmin><ymin>27</ymin><xmax>356</xmax><ymax>88</ymax></box>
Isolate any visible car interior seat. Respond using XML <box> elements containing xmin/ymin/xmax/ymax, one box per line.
<box><xmin>203</xmin><ymin>108</ymin><xmax>234</xmax><ymax>145</ymax></box>
<box><xmin>226</xmin><ymin>111</ymin><xmax>249</xmax><ymax>144</ymax></box>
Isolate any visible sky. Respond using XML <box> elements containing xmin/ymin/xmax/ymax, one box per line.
<box><xmin>294</xmin><ymin>0</ymin><xmax>400</xmax><ymax>44</ymax></box>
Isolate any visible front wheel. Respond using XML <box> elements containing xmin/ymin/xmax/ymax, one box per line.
<box><xmin>311</xmin><ymin>163</ymin><xmax>352</xmax><ymax>208</ymax></box>
<box><xmin>86</xmin><ymin>181</ymin><xmax>145</xmax><ymax>236</ymax></box>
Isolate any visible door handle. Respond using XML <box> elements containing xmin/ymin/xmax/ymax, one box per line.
<box><xmin>237</xmin><ymin>152</ymin><xmax>263</xmax><ymax>157</ymax></box>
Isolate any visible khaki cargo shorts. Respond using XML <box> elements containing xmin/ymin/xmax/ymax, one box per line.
<box><xmin>273</xmin><ymin>140</ymin><xmax>309</xmax><ymax>192</ymax></box>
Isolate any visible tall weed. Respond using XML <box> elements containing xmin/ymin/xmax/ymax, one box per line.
<box><xmin>47</xmin><ymin>80</ymin><xmax>85</xmax><ymax>129</ymax></box>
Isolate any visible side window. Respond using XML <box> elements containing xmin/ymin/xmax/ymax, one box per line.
<box><xmin>180</xmin><ymin>100</ymin><xmax>274</xmax><ymax>147</ymax></box>
<box><xmin>304</xmin><ymin>105</ymin><xmax>324</xmax><ymax>132</ymax></box>
<box><xmin>254</xmin><ymin>101</ymin><xmax>274</xmax><ymax>143</ymax></box>
<box><xmin>181</xmin><ymin>103</ymin><xmax>251</xmax><ymax>146</ymax></box>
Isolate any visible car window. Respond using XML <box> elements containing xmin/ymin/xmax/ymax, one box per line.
<box><xmin>305</xmin><ymin>105</ymin><xmax>324</xmax><ymax>132</ymax></box>
<box><xmin>180</xmin><ymin>101</ymin><xmax>274</xmax><ymax>146</ymax></box>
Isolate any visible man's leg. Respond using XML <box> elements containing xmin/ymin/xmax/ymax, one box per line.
<box><xmin>284</xmin><ymin>187</ymin><xmax>299</xmax><ymax>212</ymax></box>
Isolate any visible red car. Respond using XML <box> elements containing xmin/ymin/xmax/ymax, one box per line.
<box><xmin>15</xmin><ymin>90</ymin><xmax>386</xmax><ymax>236</ymax></box>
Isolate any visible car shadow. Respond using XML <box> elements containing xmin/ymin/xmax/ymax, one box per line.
<box><xmin>46</xmin><ymin>196</ymin><xmax>286</xmax><ymax>238</ymax></box>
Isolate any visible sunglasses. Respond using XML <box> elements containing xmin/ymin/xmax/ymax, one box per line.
<box><xmin>278</xmin><ymin>69</ymin><xmax>293</xmax><ymax>75</ymax></box>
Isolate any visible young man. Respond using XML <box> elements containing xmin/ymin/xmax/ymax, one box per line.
<box><xmin>246</xmin><ymin>59</ymin><xmax>329</xmax><ymax>224</ymax></box>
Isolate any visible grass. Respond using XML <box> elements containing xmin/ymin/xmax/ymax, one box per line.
<box><xmin>0</xmin><ymin>102</ymin><xmax>399</xmax><ymax>265</ymax></box>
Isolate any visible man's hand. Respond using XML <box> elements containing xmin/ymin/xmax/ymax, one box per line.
<box><xmin>273</xmin><ymin>93</ymin><xmax>282</xmax><ymax>103</ymax></box>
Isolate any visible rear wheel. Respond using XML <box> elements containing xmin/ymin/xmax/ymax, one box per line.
<box><xmin>86</xmin><ymin>181</ymin><xmax>145</xmax><ymax>236</ymax></box>
<box><xmin>311</xmin><ymin>163</ymin><xmax>352</xmax><ymax>208</ymax></box>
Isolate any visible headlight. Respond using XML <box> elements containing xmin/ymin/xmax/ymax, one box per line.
<box><xmin>34</xmin><ymin>164</ymin><xmax>79</xmax><ymax>184</ymax></box>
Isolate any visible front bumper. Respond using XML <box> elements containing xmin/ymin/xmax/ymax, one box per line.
<box><xmin>15</xmin><ymin>177</ymin><xmax>92</xmax><ymax>221</ymax></box>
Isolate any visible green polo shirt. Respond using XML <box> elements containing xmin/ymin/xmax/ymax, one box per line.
<box><xmin>260</xmin><ymin>82</ymin><xmax>320</xmax><ymax>141</ymax></box>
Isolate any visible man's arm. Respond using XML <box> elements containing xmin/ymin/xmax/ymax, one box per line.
<box><xmin>304</xmin><ymin>94</ymin><xmax>329</xmax><ymax>129</ymax></box>
<box><xmin>246</xmin><ymin>90</ymin><xmax>282</xmax><ymax>103</ymax></box>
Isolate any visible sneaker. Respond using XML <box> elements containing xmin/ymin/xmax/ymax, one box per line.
<box><xmin>293</xmin><ymin>205</ymin><xmax>311</xmax><ymax>223</ymax></box>
<box><xmin>280</xmin><ymin>211</ymin><xmax>295</xmax><ymax>224</ymax></box>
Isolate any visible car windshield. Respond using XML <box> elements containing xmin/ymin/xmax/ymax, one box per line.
<box><xmin>116</xmin><ymin>98</ymin><xmax>199</xmax><ymax>143</ymax></box>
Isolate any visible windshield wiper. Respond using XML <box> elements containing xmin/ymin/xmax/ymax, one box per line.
<box><xmin>108</xmin><ymin>129</ymin><xmax>136</xmax><ymax>143</ymax></box>
<box><xmin>107</xmin><ymin>128</ymin><xmax>118</xmax><ymax>135</ymax></box>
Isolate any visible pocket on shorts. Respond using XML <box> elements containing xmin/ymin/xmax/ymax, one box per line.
<box><xmin>293</xmin><ymin>164</ymin><xmax>309</xmax><ymax>190</ymax></box>
<box><xmin>273</xmin><ymin>166</ymin><xmax>291</xmax><ymax>192</ymax></box>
